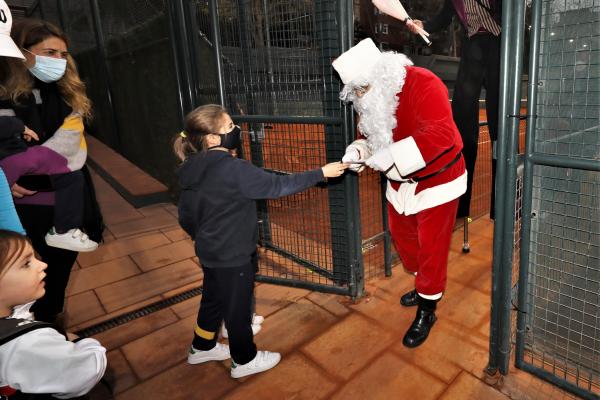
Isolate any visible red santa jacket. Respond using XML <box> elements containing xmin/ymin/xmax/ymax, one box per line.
<box><xmin>383</xmin><ymin>66</ymin><xmax>467</xmax><ymax>215</ymax></box>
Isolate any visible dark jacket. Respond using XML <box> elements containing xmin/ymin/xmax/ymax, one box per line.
<box><xmin>177</xmin><ymin>150</ymin><xmax>324</xmax><ymax>268</ymax></box>
<box><xmin>0</xmin><ymin>113</ymin><xmax>27</xmax><ymax>160</ymax></box>
<box><xmin>425</xmin><ymin>0</ymin><xmax>502</xmax><ymax>33</ymax></box>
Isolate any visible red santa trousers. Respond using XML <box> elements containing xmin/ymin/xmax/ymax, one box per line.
<box><xmin>388</xmin><ymin>198</ymin><xmax>459</xmax><ymax>297</ymax></box>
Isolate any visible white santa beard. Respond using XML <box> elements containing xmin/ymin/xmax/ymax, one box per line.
<box><xmin>340</xmin><ymin>52</ymin><xmax>412</xmax><ymax>153</ymax></box>
<box><xmin>354</xmin><ymin>87</ymin><xmax>398</xmax><ymax>152</ymax></box>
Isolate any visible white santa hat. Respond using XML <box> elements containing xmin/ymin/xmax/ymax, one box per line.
<box><xmin>332</xmin><ymin>38</ymin><xmax>382</xmax><ymax>85</ymax></box>
<box><xmin>0</xmin><ymin>0</ymin><xmax>24</xmax><ymax>59</ymax></box>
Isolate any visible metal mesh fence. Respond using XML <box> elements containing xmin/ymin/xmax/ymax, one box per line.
<box><xmin>471</xmin><ymin>121</ymin><xmax>493</xmax><ymax>219</ymax></box>
<box><xmin>358</xmin><ymin>170</ymin><xmax>390</xmax><ymax>280</ymax></box>
<box><xmin>191</xmin><ymin>0</ymin><xmax>220</xmax><ymax>105</ymax></box>
<box><xmin>471</xmin><ymin>112</ymin><xmax>527</xmax><ymax>220</ymax></box>
<box><xmin>535</xmin><ymin>2</ymin><xmax>599</xmax><ymax>161</ymax></box>
<box><xmin>208</xmin><ymin>0</ymin><xmax>330</xmax><ymax>116</ymax></box>
<box><xmin>525</xmin><ymin>165</ymin><xmax>599</xmax><ymax>395</ymax></box>
<box><xmin>60</xmin><ymin>0</ymin><xmax>96</xmax><ymax>53</ymax></box>
<box><xmin>519</xmin><ymin>1</ymin><xmax>600</xmax><ymax>397</ymax></box>
<box><xmin>238</xmin><ymin>121</ymin><xmax>352</xmax><ymax>290</ymax></box>
<box><xmin>198</xmin><ymin>0</ymin><xmax>356</xmax><ymax>293</ymax></box>
<box><xmin>92</xmin><ymin>0</ymin><xmax>181</xmax><ymax>188</ymax></box>
<box><xmin>511</xmin><ymin>162</ymin><xmax>524</xmax><ymax>348</ymax></box>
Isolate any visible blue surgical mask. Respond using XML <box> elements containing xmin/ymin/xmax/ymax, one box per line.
<box><xmin>24</xmin><ymin>49</ymin><xmax>67</xmax><ymax>83</ymax></box>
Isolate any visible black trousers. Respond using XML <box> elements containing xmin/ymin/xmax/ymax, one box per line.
<box><xmin>16</xmin><ymin>204</ymin><xmax>78</xmax><ymax>322</ymax></box>
<box><xmin>196</xmin><ymin>263</ymin><xmax>257</xmax><ymax>365</ymax></box>
<box><xmin>50</xmin><ymin>170</ymin><xmax>84</xmax><ymax>233</ymax></box>
<box><xmin>453</xmin><ymin>33</ymin><xmax>501</xmax><ymax>218</ymax></box>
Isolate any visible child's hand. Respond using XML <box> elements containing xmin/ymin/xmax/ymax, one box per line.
<box><xmin>23</xmin><ymin>126</ymin><xmax>39</xmax><ymax>142</ymax></box>
<box><xmin>321</xmin><ymin>161</ymin><xmax>348</xmax><ymax>178</ymax></box>
<box><xmin>11</xmin><ymin>183</ymin><xmax>36</xmax><ymax>198</ymax></box>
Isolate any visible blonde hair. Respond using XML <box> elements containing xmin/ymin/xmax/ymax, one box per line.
<box><xmin>11</xmin><ymin>19</ymin><xmax>92</xmax><ymax>120</ymax></box>
<box><xmin>0</xmin><ymin>230</ymin><xmax>30</xmax><ymax>279</ymax></box>
<box><xmin>173</xmin><ymin>104</ymin><xmax>227</xmax><ymax>162</ymax></box>
<box><xmin>0</xmin><ymin>57</ymin><xmax>32</xmax><ymax>103</ymax></box>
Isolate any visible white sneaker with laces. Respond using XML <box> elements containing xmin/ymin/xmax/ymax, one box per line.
<box><xmin>221</xmin><ymin>323</ymin><xmax>261</xmax><ymax>339</ymax></box>
<box><xmin>187</xmin><ymin>342</ymin><xmax>231</xmax><ymax>364</ymax></box>
<box><xmin>45</xmin><ymin>228</ymin><xmax>99</xmax><ymax>252</ymax></box>
<box><xmin>230</xmin><ymin>351</ymin><xmax>281</xmax><ymax>378</ymax></box>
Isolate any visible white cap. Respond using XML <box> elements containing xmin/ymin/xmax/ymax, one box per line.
<box><xmin>332</xmin><ymin>38</ymin><xmax>382</xmax><ymax>84</ymax></box>
<box><xmin>0</xmin><ymin>0</ymin><xmax>24</xmax><ymax>59</ymax></box>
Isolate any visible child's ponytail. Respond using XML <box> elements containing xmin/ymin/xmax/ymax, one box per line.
<box><xmin>173</xmin><ymin>132</ymin><xmax>200</xmax><ymax>162</ymax></box>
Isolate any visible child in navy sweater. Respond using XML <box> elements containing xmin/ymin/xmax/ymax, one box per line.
<box><xmin>173</xmin><ymin>104</ymin><xmax>347</xmax><ymax>378</ymax></box>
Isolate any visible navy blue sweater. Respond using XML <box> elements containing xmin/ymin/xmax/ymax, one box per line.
<box><xmin>177</xmin><ymin>150</ymin><xmax>324</xmax><ymax>268</ymax></box>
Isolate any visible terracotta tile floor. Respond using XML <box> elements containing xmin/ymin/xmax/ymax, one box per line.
<box><xmin>66</xmin><ymin>170</ymin><xmax>583</xmax><ymax>399</ymax></box>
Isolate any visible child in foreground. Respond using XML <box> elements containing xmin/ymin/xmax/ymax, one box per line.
<box><xmin>0</xmin><ymin>229</ymin><xmax>107</xmax><ymax>398</ymax></box>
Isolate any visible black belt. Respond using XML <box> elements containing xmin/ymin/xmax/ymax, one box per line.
<box><xmin>404</xmin><ymin>152</ymin><xmax>462</xmax><ymax>183</ymax></box>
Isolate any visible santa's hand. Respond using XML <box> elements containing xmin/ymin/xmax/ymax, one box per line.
<box><xmin>365</xmin><ymin>147</ymin><xmax>394</xmax><ymax>172</ymax></box>
<box><xmin>342</xmin><ymin>145</ymin><xmax>365</xmax><ymax>172</ymax></box>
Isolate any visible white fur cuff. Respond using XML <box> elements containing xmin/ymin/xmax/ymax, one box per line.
<box><xmin>389</xmin><ymin>136</ymin><xmax>426</xmax><ymax>176</ymax></box>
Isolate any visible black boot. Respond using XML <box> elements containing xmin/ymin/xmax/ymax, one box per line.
<box><xmin>400</xmin><ymin>289</ymin><xmax>418</xmax><ymax>307</ymax></box>
<box><xmin>402</xmin><ymin>295</ymin><xmax>437</xmax><ymax>348</ymax></box>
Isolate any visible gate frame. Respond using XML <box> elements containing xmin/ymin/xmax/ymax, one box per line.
<box><xmin>489</xmin><ymin>0</ymin><xmax>600</xmax><ymax>398</ymax></box>
<box><xmin>188</xmin><ymin>0</ymin><xmax>365</xmax><ymax>298</ymax></box>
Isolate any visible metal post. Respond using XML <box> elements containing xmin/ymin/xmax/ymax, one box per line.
<box><xmin>166</xmin><ymin>2</ymin><xmax>188</xmax><ymax>122</ymax></box>
<box><xmin>185</xmin><ymin>0</ymin><xmax>203</xmax><ymax>108</ymax></box>
<box><xmin>234</xmin><ymin>0</ymin><xmax>271</xmax><ymax>243</ymax></box>
<box><xmin>261</xmin><ymin>0</ymin><xmax>277</xmax><ymax>115</ymax></box>
<box><xmin>37</xmin><ymin>0</ymin><xmax>45</xmax><ymax>20</ymax></box>
<box><xmin>315</xmin><ymin>0</ymin><xmax>362</xmax><ymax>293</ymax></box>
<box><xmin>498</xmin><ymin>0</ymin><xmax>527</xmax><ymax>375</ymax></box>
<box><xmin>56</xmin><ymin>0</ymin><xmax>66</xmax><ymax>32</ymax></box>
<box><xmin>516</xmin><ymin>0</ymin><xmax>542</xmax><ymax>369</ymax></box>
<box><xmin>382</xmin><ymin>175</ymin><xmax>392</xmax><ymax>277</ymax></box>
<box><xmin>167</xmin><ymin>0</ymin><xmax>198</xmax><ymax>117</ymax></box>
<box><xmin>208</xmin><ymin>0</ymin><xmax>225</xmax><ymax>107</ymax></box>
<box><xmin>342</xmin><ymin>0</ymin><xmax>364</xmax><ymax>296</ymax></box>
<box><xmin>88</xmin><ymin>0</ymin><xmax>122</xmax><ymax>147</ymax></box>
<box><xmin>462</xmin><ymin>216</ymin><xmax>470</xmax><ymax>253</ymax></box>
<box><xmin>488</xmin><ymin>0</ymin><xmax>513</xmax><ymax>375</ymax></box>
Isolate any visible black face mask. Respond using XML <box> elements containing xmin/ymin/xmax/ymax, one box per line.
<box><xmin>218</xmin><ymin>125</ymin><xmax>241</xmax><ymax>150</ymax></box>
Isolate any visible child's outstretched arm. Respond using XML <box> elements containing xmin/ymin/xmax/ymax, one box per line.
<box><xmin>322</xmin><ymin>161</ymin><xmax>348</xmax><ymax>179</ymax></box>
<box><xmin>237</xmin><ymin>160</ymin><xmax>348</xmax><ymax>200</ymax></box>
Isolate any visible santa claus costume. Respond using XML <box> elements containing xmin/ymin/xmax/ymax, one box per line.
<box><xmin>333</xmin><ymin>38</ymin><xmax>467</xmax><ymax>347</ymax></box>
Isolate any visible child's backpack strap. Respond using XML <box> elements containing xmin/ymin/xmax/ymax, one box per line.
<box><xmin>0</xmin><ymin>318</ymin><xmax>54</xmax><ymax>346</ymax></box>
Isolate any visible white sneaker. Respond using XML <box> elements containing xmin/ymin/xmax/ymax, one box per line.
<box><xmin>252</xmin><ymin>314</ymin><xmax>264</xmax><ymax>325</ymax></box>
<box><xmin>187</xmin><ymin>342</ymin><xmax>231</xmax><ymax>364</ymax></box>
<box><xmin>45</xmin><ymin>228</ymin><xmax>99</xmax><ymax>252</ymax></box>
<box><xmin>221</xmin><ymin>323</ymin><xmax>262</xmax><ymax>339</ymax></box>
<box><xmin>230</xmin><ymin>351</ymin><xmax>281</xmax><ymax>378</ymax></box>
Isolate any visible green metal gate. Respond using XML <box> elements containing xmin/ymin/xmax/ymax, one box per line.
<box><xmin>490</xmin><ymin>1</ymin><xmax>599</xmax><ymax>398</ymax></box>
<box><xmin>175</xmin><ymin>0</ymin><xmax>368</xmax><ymax>297</ymax></box>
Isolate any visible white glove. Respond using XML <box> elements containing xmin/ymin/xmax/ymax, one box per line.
<box><xmin>342</xmin><ymin>146</ymin><xmax>365</xmax><ymax>173</ymax></box>
<box><xmin>365</xmin><ymin>147</ymin><xmax>394</xmax><ymax>172</ymax></box>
